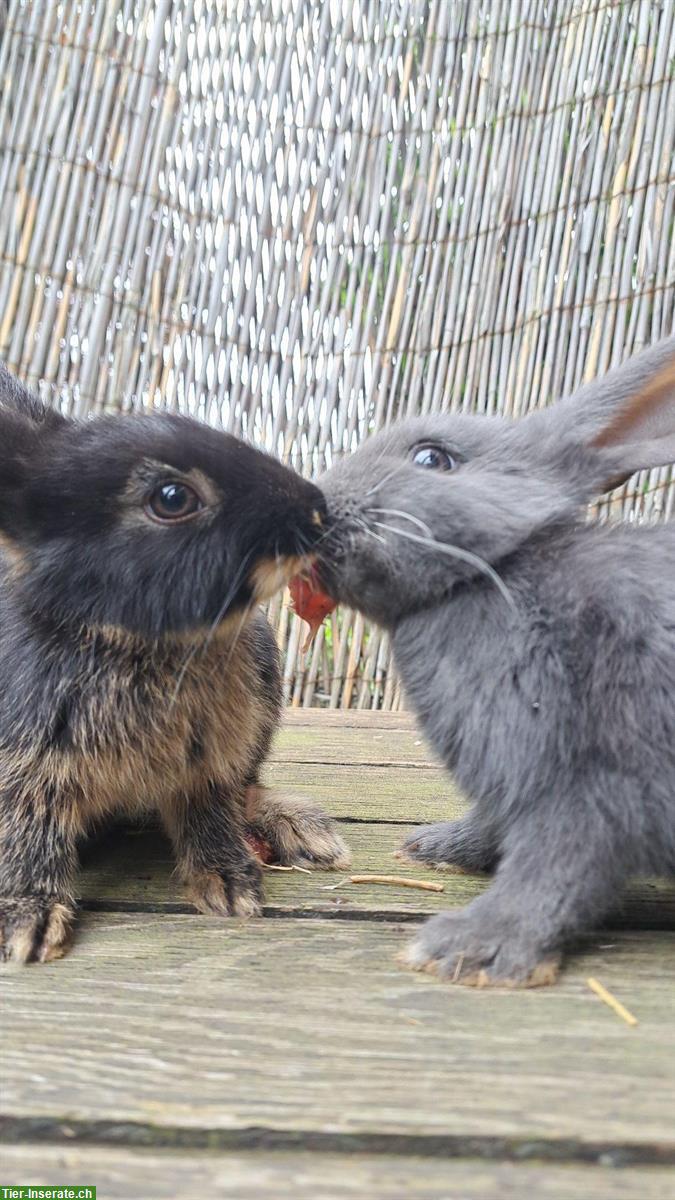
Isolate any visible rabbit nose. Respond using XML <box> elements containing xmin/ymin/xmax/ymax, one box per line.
<box><xmin>311</xmin><ymin>508</ymin><xmax>324</xmax><ymax>528</ymax></box>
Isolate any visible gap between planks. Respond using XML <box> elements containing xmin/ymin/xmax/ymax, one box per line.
<box><xmin>1</xmin><ymin>1116</ymin><xmax>675</xmax><ymax>1169</ymax></box>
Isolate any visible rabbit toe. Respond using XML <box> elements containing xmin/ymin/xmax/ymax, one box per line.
<box><xmin>0</xmin><ymin>897</ymin><xmax>73</xmax><ymax>965</ymax></box>
<box><xmin>400</xmin><ymin>910</ymin><xmax>560</xmax><ymax>988</ymax></box>
<box><xmin>185</xmin><ymin>861</ymin><xmax>264</xmax><ymax>919</ymax></box>
<box><xmin>246</xmin><ymin>788</ymin><xmax>351</xmax><ymax>870</ymax></box>
<box><xmin>397</xmin><ymin>821</ymin><xmax>491</xmax><ymax>873</ymax></box>
<box><xmin>273</xmin><ymin>808</ymin><xmax>351</xmax><ymax>870</ymax></box>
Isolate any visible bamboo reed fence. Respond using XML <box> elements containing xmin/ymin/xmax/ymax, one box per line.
<box><xmin>0</xmin><ymin>0</ymin><xmax>673</xmax><ymax>707</ymax></box>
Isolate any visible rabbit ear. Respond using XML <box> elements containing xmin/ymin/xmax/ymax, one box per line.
<box><xmin>0</xmin><ymin>407</ymin><xmax>40</xmax><ymax>539</ymax></box>
<box><xmin>590</xmin><ymin>355</ymin><xmax>675</xmax><ymax>477</ymax></box>
<box><xmin>0</xmin><ymin>365</ymin><xmax>70</xmax><ymax>538</ymax></box>
<box><xmin>527</xmin><ymin>337</ymin><xmax>675</xmax><ymax>441</ymax></box>
<box><xmin>0</xmin><ymin>361</ymin><xmax>67</xmax><ymax>428</ymax></box>
<box><xmin>521</xmin><ymin>338</ymin><xmax>675</xmax><ymax>492</ymax></box>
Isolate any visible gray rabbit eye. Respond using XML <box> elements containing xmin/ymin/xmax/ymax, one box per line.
<box><xmin>147</xmin><ymin>481</ymin><xmax>203</xmax><ymax>523</ymax></box>
<box><xmin>411</xmin><ymin>444</ymin><xmax>455</xmax><ymax>471</ymax></box>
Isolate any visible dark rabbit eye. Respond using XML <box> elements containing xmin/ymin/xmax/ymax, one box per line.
<box><xmin>147</xmin><ymin>482</ymin><xmax>203</xmax><ymax>523</ymax></box>
<box><xmin>411</xmin><ymin>444</ymin><xmax>455</xmax><ymax>471</ymax></box>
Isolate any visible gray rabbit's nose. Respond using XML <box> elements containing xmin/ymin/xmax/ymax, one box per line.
<box><xmin>311</xmin><ymin>509</ymin><xmax>324</xmax><ymax>528</ymax></box>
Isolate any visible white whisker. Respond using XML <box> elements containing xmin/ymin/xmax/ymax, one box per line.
<box><xmin>355</xmin><ymin>516</ymin><xmax>387</xmax><ymax>544</ymax></box>
<box><xmin>169</xmin><ymin>546</ymin><xmax>256</xmax><ymax>706</ymax></box>
<box><xmin>365</xmin><ymin>463</ymin><xmax>407</xmax><ymax>497</ymax></box>
<box><xmin>373</xmin><ymin>521</ymin><xmax>518</xmax><ymax>613</ymax></box>
<box><xmin>369</xmin><ymin>507</ymin><xmax>433</xmax><ymax>538</ymax></box>
<box><xmin>218</xmin><ymin>600</ymin><xmax>256</xmax><ymax>678</ymax></box>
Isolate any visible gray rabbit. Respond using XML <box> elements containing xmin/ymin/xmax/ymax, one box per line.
<box><xmin>310</xmin><ymin>339</ymin><xmax>675</xmax><ymax>985</ymax></box>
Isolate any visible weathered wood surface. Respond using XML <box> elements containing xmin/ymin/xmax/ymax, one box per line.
<box><xmin>80</xmin><ymin>821</ymin><xmax>675</xmax><ymax>930</ymax></box>
<box><xmin>3</xmin><ymin>914</ymin><xmax>675</xmax><ymax>1146</ymax></box>
<box><xmin>77</xmin><ymin>713</ymin><xmax>675</xmax><ymax>927</ymax></box>
<box><xmin>3</xmin><ymin>708</ymin><xmax>675</xmax><ymax>1195</ymax></box>
<box><xmin>3</xmin><ymin>1145</ymin><xmax>675</xmax><ymax>1200</ymax></box>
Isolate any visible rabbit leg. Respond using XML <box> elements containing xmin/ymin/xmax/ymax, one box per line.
<box><xmin>397</xmin><ymin>813</ymin><xmax>499</xmax><ymax>874</ymax></box>
<box><xmin>161</xmin><ymin>786</ymin><xmax>264</xmax><ymax>918</ymax></box>
<box><xmin>400</xmin><ymin>803</ymin><xmax>627</xmax><ymax>987</ymax></box>
<box><xmin>244</xmin><ymin>784</ymin><xmax>351</xmax><ymax>869</ymax></box>
<box><xmin>0</xmin><ymin>792</ymin><xmax>76</xmax><ymax>964</ymax></box>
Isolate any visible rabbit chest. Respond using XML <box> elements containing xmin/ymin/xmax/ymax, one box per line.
<box><xmin>0</xmin><ymin>614</ymin><xmax>279</xmax><ymax>829</ymax></box>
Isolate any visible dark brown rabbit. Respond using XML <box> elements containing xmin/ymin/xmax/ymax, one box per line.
<box><xmin>0</xmin><ymin>364</ymin><xmax>349</xmax><ymax>964</ymax></box>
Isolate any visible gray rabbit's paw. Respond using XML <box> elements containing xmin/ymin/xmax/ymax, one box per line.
<box><xmin>396</xmin><ymin>821</ymin><xmax>494</xmax><ymax>874</ymax></box>
<box><xmin>245</xmin><ymin>788</ymin><xmax>351</xmax><ymax>870</ymax></box>
<box><xmin>0</xmin><ymin>897</ymin><xmax>73</xmax><ymax>964</ymax></box>
<box><xmin>184</xmin><ymin>860</ymin><xmax>264</xmax><ymax>919</ymax></box>
<box><xmin>399</xmin><ymin>910</ymin><xmax>560</xmax><ymax>988</ymax></box>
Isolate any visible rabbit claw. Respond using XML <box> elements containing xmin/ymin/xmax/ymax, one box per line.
<box><xmin>398</xmin><ymin>820</ymin><xmax>496</xmax><ymax>874</ymax></box>
<box><xmin>184</xmin><ymin>861</ymin><xmax>264</xmax><ymax>919</ymax></box>
<box><xmin>245</xmin><ymin>787</ymin><xmax>351</xmax><ymax>871</ymax></box>
<box><xmin>0</xmin><ymin>896</ymin><xmax>73</xmax><ymax>964</ymax></box>
<box><xmin>400</xmin><ymin>910</ymin><xmax>560</xmax><ymax>988</ymax></box>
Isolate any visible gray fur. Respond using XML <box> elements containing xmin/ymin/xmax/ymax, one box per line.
<box><xmin>317</xmin><ymin>338</ymin><xmax>675</xmax><ymax>985</ymax></box>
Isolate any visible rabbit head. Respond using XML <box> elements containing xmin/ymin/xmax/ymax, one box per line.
<box><xmin>316</xmin><ymin>339</ymin><xmax>675</xmax><ymax>628</ymax></box>
<box><xmin>0</xmin><ymin>365</ymin><xmax>326</xmax><ymax>638</ymax></box>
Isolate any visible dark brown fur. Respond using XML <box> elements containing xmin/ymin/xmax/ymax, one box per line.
<box><xmin>0</xmin><ymin>365</ymin><xmax>350</xmax><ymax>963</ymax></box>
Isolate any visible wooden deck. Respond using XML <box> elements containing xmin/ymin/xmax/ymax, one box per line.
<box><xmin>2</xmin><ymin>709</ymin><xmax>675</xmax><ymax>1198</ymax></box>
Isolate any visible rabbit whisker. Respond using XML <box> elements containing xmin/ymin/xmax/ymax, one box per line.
<box><xmin>369</xmin><ymin>507</ymin><xmax>434</xmax><ymax>538</ymax></box>
<box><xmin>365</xmin><ymin>463</ymin><xmax>407</xmax><ymax>497</ymax></box>
<box><xmin>372</xmin><ymin>521</ymin><xmax>518</xmax><ymax>613</ymax></box>
<box><xmin>218</xmin><ymin>598</ymin><xmax>256</xmax><ymax>677</ymax></box>
<box><xmin>355</xmin><ymin>516</ymin><xmax>387</xmax><ymax>545</ymax></box>
<box><xmin>169</xmin><ymin>547</ymin><xmax>256</xmax><ymax>706</ymax></box>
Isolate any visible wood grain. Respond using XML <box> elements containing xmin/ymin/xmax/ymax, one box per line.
<box><xmin>3</xmin><ymin>1144</ymin><xmax>675</xmax><ymax>1200</ymax></box>
<box><xmin>79</xmin><ymin>820</ymin><xmax>675</xmax><ymax>929</ymax></box>
<box><xmin>271</xmin><ymin>723</ymin><xmax>440</xmax><ymax>768</ymax></box>
<box><xmin>261</xmin><ymin>760</ymin><xmax>456</xmax><ymax>823</ymax></box>
<box><xmin>282</xmin><ymin>710</ymin><xmax>418</xmax><ymax>731</ymax></box>
<box><xmin>3</xmin><ymin>914</ymin><xmax>674</xmax><ymax>1147</ymax></box>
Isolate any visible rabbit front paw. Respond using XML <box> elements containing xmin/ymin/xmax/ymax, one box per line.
<box><xmin>399</xmin><ymin>909</ymin><xmax>560</xmax><ymax>987</ymax></box>
<box><xmin>184</xmin><ymin>859</ymin><xmax>264</xmax><ymax>918</ymax></box>
<box><xmin>0</xmin><ymin>896</ymin><xmax>73</xmax><ymax>964</ymax></box>
<box><xmin>396</xmin><ymin>820</ymin><xmax>496</xmax><ymax>874</ymax></box>
<box><xmin>245</xmin><ymin>787</ymin><xmax>351</xmax><ymax>870</ymax></box>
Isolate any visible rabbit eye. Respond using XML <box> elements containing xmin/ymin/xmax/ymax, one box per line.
<box><xmin>147</xmin><ymin>482</ymin><xmax>203</xmax><ymax>523</ymax></box>
<box><xmin>411</xmin><ymin>444</ymin><xmax>455</xmax><ymax>471</ymax></box>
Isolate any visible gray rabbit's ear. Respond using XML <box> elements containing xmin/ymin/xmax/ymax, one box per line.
<box><xmin>527</xmin><ymin>337</ymin><xmax>675</xmax><ymax>441</ymax></box>
<box><xmin>591</xmin><ymin>355</ymin><xmax>675</xmax><ymax>476</ymax></box>
<box><xmin>522</xmin><ymin>337</ymin><xmax>675</xmax><ymax>492</ymax></box>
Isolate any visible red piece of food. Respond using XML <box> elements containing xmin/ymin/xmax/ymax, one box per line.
<box><xmin>289</xmin><ymin>567</ymin><xmax>337</xmax><ymax>651</ymax></box>
<box><xmin>244</xmin><ymin>832</ymin><xmax>276</xmax><ymax>864</ymax></box>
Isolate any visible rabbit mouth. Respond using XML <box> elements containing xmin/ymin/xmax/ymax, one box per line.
<box><xmin>249</xmin><ymin>553</ymin><xmax>317</xmax><ymax>602</ymax></box>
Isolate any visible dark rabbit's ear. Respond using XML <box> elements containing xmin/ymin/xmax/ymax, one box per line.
<box><xmin>0</xmin><ymin>364</ymin><xmax>69</xmax><ymax>537</ymax></box>
<box><xmin>591</xmin><ymin>356</ymin><xmax>675</xmax><ymax>478</ymax></box>
<box><xmin>0</xmin><ymin>361</ymin><xmax>68</xmax><ymax>429</ymax></box>
<box><xmin>0</xmin><ymin>407</ymin><xmax>43</xmax><ymax>538</ymax></box>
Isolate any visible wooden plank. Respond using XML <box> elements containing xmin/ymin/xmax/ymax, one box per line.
<box><xmin>79</xmin><ymin>821</ymin><xmax>675</xmax><ymax>929</ymax></box>
<box><xmin>2</xmin><ymin>914</ymin><xmax>674</xmax><ymax>1147</ymax></box>
<box><xmin>2</xmin><ymin>1144</ymin><xmax>674</xmax><ymax>1200</ymax></box>
<box><xmin>271</xmin><ymin>722</ymin><xmax>439</xmax><ymax>767</ymax></box>
<box><xmin>282</xmin><ymin>709</ymin><xmax>416</xmax><ymax>731</ymax></box>
<box><xmin>261</xmin><ymin>760</ymin><xmax>457</xmax><ymax>823</ymax></box>
<box><xmin>80</xmin><ymin>821</ymin><xmax>482</xmax><ymax>915</ymax></box>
